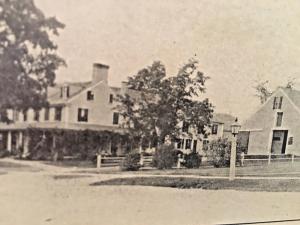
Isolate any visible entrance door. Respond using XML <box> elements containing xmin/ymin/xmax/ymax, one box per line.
<box><xmin>271</xmin><ymin>130</ymin><xmax>288</xmax><ymax>154</ymax></box>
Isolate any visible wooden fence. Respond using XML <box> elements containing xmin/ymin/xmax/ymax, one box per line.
<box><xmin>96</xmin><ymin>155</ymin><xmax>153</xmax><ymax>168</ymax></box>
<box><xmin>243</xmin><ymin>154</ymin><xmax>300</xmax><ymax>166</ymax></box>
<box><xmin>95</xmin><ymin>153</ymin><xmax>299</xmax><ymax>168</ymax></box>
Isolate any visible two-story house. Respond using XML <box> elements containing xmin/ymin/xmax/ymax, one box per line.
<box><xmin>0</xmin><ymin>63</ymin><xmax>136</xmax><ymax>156</ymax></box>
<box><xmin>240</xmin><ymin>87</ymin><xmax>300</xmax><ymax>155</ymax></box>
<box><xmin>174</xmin><ymin>113</ymin><xmax>235</xmax><ymax>154</ymax></box>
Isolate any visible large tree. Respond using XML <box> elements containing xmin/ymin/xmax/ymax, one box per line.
<box><xmin>0</xmin><ymin>0</ymin><xmax>65</xmax><ymax>121</ymax></box>
<box><xmin>116</xmin><ymin>59</ymin><xmax>214</xmax><ymax>147</ymax></box>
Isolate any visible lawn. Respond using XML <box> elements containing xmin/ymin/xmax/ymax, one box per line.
<box><xmin>0</xmin><ymin>160</ymin><xmax>41</xmax><ymax>172</ymax></box>
<box><xmin>91</xmin><ymin>176</ymin><xmax>300</xmax><ymax>192</ymax></box>
<box><xmin>44</xmin><ymin>159</ymin><xmax>95</xmax><ymax>168</ymax></box>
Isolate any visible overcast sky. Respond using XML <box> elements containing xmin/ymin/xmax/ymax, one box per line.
<box><xmin>35</xmin><ymin>0</ymin><xmax>300</xmax><ymax>121</ymax></box>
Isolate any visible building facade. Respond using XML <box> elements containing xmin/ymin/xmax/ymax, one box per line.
<box><xmin>175</xmin><ymin>113</ymin><xmax>235</xmax><ymax>155</ymax></box>
<box><xmin>0</xmin><ymin>63</ymin><xmax>132</xmax><ymax>156</ymax></box>
<box><xmin>240</xmin><ymin>87</ymin><xmax>300</xmax><ymax>155</ymax></box>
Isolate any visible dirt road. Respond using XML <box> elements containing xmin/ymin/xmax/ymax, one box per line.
<box><xmin>0</xmin><ymin>160</ymin><xmax>299</xmax><ymax>225</ymax></box>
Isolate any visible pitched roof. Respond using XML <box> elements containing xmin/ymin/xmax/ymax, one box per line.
<box><xmin>282</xmin><ymin>87</ymin><xmax>300</xmax><ymax>109</ymax></box>
<box><xmin>47</xmin><ymin>82</ymin><xmax>92</xmax><ymax>105</ymax></box>
<box><xmin>212</xmin><ymin>113</ymin><xmax>235</xmax><ymax>131</ymax></box>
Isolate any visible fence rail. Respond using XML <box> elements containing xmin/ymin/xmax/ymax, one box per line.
<box><xmin>243</xmin><ymin>153</ymin><xmax>299</xmax><ymax>166</ymax></box>
<box><xmin>96</xmin><ymin>155</ymin><xmax>154</xmax><ymax>168</ymax></box>
<box><xmin>95</xmin><ymin>153</ymin><xmax>299</xmax><ymax>168</ymax></box>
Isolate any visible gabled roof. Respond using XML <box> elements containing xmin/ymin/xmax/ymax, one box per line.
<box><xmin>282</xmin><ymin>87</ymin><xmax>300</xmax><ymax>110</ymax></box>
<box><xmin>47</xmin><ymin>82</ymin><xmax>92</xmax><ymax>105</ymax></box>
<box><xmin>212</xmin><ymin>113</ymin><xmax>235</xmax><ymax>131</ymax></box>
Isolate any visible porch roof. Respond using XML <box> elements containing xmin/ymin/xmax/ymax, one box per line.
<box><xmin>0</xmin><ymin>122</ymin><xmax>126</xmax><ymax>133</ymax></box>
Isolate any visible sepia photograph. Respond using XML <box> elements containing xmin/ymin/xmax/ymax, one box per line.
<box><xmin>0</xmin><ymin>0</ymin><xmax>300</xmax><ymax>224</ymax></box>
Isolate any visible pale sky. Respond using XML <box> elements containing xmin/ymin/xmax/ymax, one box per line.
<box><xmin>35</xmin><ymin>0</ymin><xmax>300</xmax><ymax>121</ymax></box>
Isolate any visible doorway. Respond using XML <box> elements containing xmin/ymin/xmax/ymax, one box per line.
<box><xmin>271</xmin><ymin>130</ymin><xmax>288</xmax><ymax>154</ymax></box>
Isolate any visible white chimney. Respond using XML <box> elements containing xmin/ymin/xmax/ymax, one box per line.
<box><xmin>121</xmin><ymin>81</ymin><xmax>128</xmax><ymax>94</ymax></box>
<box><xmin>92</xmin><ymin>63</ymin><xmax>109</xmax><ymax>84</ymax></box>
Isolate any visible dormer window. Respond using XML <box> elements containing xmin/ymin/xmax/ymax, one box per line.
<box><xmin>273</xmin><ymin>96</ymin><xmax>283</xmax><ymax>110</ymax></box>
<box><xmin>87</xmin><ymin>91</ymin><xmax>94</xmax><ymax>101</ymax></box>
<box><xmin>60</xmin><ymin>85</ymin><xmax>70</xmax><ymax>99</ymax></box>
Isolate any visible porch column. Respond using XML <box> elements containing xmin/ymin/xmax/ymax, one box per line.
<box><xmin>7</xmin><ymin>131</ymin><xmax>12</xmax><ymax>152</ymax></box>
<box><xmin>19</xmin><ymin>131</ymin><xmax>23</xmax><ymax>148</ymax></box>
<box><xmin>108</xmin><ymin>139</ymin><xmax>112</xmax><ymax>155</ymax></box>
<box><xmin>16</xmin><ymin>131</ymin><xmax>23</xmax><ymax>150</ymax></box>
<box><xmin>23</xmin><ymin>134</ymin><xmax>30</xmax><ymax>158</ymax></box>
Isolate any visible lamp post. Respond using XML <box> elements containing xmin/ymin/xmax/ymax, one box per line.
<box><xmin>229</xmin><ymin>118</ymin><xmax>241</xmax><ymax>181</ymax></box>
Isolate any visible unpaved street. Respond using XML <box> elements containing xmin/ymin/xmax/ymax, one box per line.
<box><xmin>0</xmin><ymin>161</ymin><xmax>299</xmax><ymax>225</ymax></box>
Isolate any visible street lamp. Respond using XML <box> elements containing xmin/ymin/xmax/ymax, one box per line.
<box><xmin>229</xmin><ymin>118</ymin><xmax>241</xmax><ymax>181</ymax></box>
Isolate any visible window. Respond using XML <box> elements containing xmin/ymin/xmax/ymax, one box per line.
<box><xmin>182</xmin><ymin>121</ymin><xmax>189</xmax><ymax>132</ymax></box>
<box><xmin>193</xmin><ymin>140</ymin><xmax>197</xmax><ymax>152</ymax></box>
<box><xmin>60</xmin><ymin>86</ymin><xmax>70</xmax><ymax>98</ymax></box>
<box><xmin>13</xmin><ymin>110</ymin><xmax>19</xmax><ymax>122</ymax></box>
<box><xmin>55</xmin><ymin>107</ymin><xmax>62</xmax><ymax>121</ymax></box>
<box><xmin>109</xmin><ymin>94</ymin><xmax>114</xmax><ymax>103</ymax></box>
<box><xmin>197</xmin><ymin>125</ymin><xmax>204</xmax><ymax>134</ymax></box>
<box><xmin>176</xmin><ymin>139</ymin><xmax>183</xmax><ymax>149</ymax></box>
<box><xmin>212</xmin><ymin>124</ymin><xmax>218</xmax><ymax>135</ymax></box>
<box><xmin>44</xmin><ymin>108</ymin><xmax>50</xmax><ymax>121</ymax></box>
<box><xmin>78</xmin><ymin>108</ymin><xmax>88</xmax><ymax>122</ymax></box>
<box><xmin>185</xmin><ymin>139</ymin><xmax>192</xmax><ymax>149</ymax></box>
<box><xmin>23</xmin><ymin>110</ymin><xmax>27</xmax><ymax>122</ymax></box>
<box><xmin>34</xmin><ymin>110</ymin><xmax>40</xmax><ymax>121</ymax></box>
<box><xmin>113</xmin><ymin>112</ymin><xmax>119</xmax><ymax>125</ymax></box>
<box><xmin>273</xmin><ymin>96</ymin><xmax>283</xmax><ymax>110</ymax></box>
<box><xmin>87</xmin><ymin>91</ymin><xmax>94</xmax><ymax>101</ymax></box>
<box><xmin>273</xmin><ymin>136</ymin><xmax>280</xmax><ymax>141</ymax></box>
<box><xmin>203</xmin><ymin>140</ymin><xmax>210</xmax><ymax>145</ymax></box>
<box><xmin>288</xmin><ymin>137</ymin><xmax>294</xmax><ymax>145</ymax></box>
<box><xmin>276</xmin><ymin>112</ymin><xmax>283</xmax><ymax>127</ymax></box>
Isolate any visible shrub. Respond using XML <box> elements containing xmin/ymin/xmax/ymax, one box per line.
<box><xmin>183</xmin><ymin>152</ymin><xmax>202</xmax><ymax>168</ymax></box>
<box><xmin>0</xmin><ymin>149</ymin><xmax>10</xmax><ymax>158</ymax></box>
<box><xmin>152</xmin><ymin>144</ymin><xmax>177</xmax><ymax>170</ymax></box>
<box><xmin>120</xmin><ymin>152</ymin><xmax>141</xmax><ymax>171</ymax></box>
<box><xmin>204</xmin><ymin>138</ymin><xmax>231</xmax><ymax>168</ymax></box>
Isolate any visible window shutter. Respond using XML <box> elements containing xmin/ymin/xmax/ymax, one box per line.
<box><xmin>78</xmin><ymin>108</ymin><xmax>81</xmax><ymax>121</ymax></box>
<box><xmin>279</xmin><ymin>96</ymin><xmax>283</xmax><ymax>109</ymax></box>
<box><xmin>84</xmin><ymin>109</ymin><xmax>88</xmax><ymax>122</ymax></box>
<box><xmin>273</xmin><ymin>97</ymin><xmax>277</xmax><ymax>109</ymax></box>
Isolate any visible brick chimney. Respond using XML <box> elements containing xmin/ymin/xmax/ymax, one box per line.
<box><xmin>92</xmin><ymin>63</ymin><xmax>109</xmax><ymax>84</ymax></box>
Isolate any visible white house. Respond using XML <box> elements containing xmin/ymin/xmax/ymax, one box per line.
<box><xmin>175</xmin><ymin>113</ymin><xmax>235</xmax><ymax>154</ymax></box>
<box><xmin>240</xmin><ymin>87</ymin><xmax>300</xmax><ymax>155</ymax></box>
<box><xmin>0</xmin><ymin>63</ymin><xmax>136</xmax><ymax>156</ymax></box>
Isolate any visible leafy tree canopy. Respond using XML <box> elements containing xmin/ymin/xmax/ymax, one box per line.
<box><xmin>0</xmin><ymin>0</ymin><xmax>65</xmax><ymax>121</ymax></box>
<box><xmin>116</xmin><ymin>59</ymin><xmax>214</xmax><ymax>144</ymax></box>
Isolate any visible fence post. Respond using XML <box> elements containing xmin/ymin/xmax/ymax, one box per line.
<box><xmin>97</xmin><ymin>154</ymin><xmax>102</xmax><ymax>169</ymax></box>
<box><xmin>140</xmin><ymin>154</ymin><xmax>144</xmax><ymax>166</ymax></box>
<box><xmin>268</xmin><ymin>154</ymin><xmax>271</xmax><ymax>165</ymax></box>
<box><xmin>292</xmin><ymin>154</ymin><xmax>295</xmax><ymax>164</ymax></box>
<box><xmin>177</xmin><ymin>155</ymin><xmax>181</xmax><ymax>169</ymax></box>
